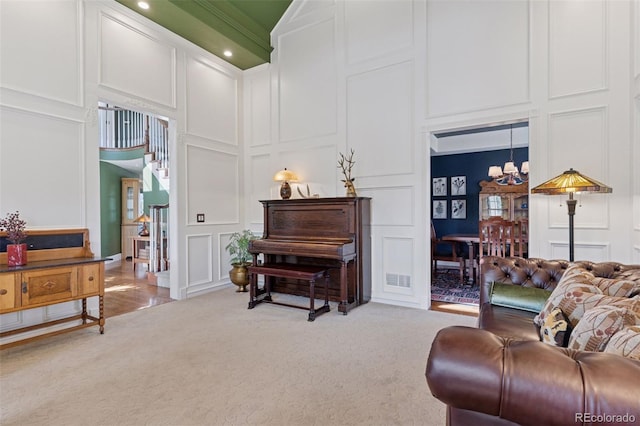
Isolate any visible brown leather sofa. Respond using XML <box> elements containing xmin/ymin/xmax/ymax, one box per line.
<box><xmin>426</xmin><ymin>256</ymin><xmax>640</xmax><ymax>426</ymax></box>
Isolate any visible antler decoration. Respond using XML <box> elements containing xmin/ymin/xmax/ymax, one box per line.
<box><xmin>338</xmin><ymin>149</ymin><xmax>357</xmax><ymax>197</ymax></box>
<box><xmin>297</xmin><ymin>184</ymin><xmax>319</xmax><ymax>199</ymax></box>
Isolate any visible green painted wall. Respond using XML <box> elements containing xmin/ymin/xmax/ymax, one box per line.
<box><xmin>100</xmin><ymin>161</ymin><xmax>169</xmax><ymax>257</ymax></box>
<box><xmin>142</xmin><ymin>165</ymin><xmax>169</xmax><ymax>215</ymax></box>
<box><xmin>99</xmin><ymin>162</ymin><xmax>137</xmax><ymax>257</ymax></box>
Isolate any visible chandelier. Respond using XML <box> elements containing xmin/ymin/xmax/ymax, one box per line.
<box><xmin>487</xmin><ymin>124</ymin><xmax>528</xmax><ymax>185</ymax></box>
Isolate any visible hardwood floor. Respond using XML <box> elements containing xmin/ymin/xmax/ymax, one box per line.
<box><xmin>104</xmin><ymin>260</ymin><xmax>173</xmax><ymax>318</ymax></box>
<box><xmin>430</xmin><ymin>301</ymin><xmax>479</xmax><ymax>318</ymax></box>
<box><xmin>104</xmin><ymin>260</ymin><xmax>477</xmax><ymax>319</ymax></box>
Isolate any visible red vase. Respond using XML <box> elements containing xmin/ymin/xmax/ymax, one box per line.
<box><xmin>7</xmin><ymin>243</ymin><xmax>27</xmax><ymax>266</ymax></box>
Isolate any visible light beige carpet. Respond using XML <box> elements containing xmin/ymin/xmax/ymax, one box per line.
<box><xmin>0</xmin><ymin>288</ymin><xmax>476</xmax><ymax>426</ymax></box>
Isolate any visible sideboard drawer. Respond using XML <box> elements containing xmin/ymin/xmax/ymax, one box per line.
<box><xmin>0</xmin><ymin>273</ymin><xmax>17</xmax><ymax>312</ymax></box>
<box><xmin>21</xmin><ymin>267</ymin><xmax>77</xmax><ymax>307</ymax></box>
<box><xmin>79</xmin><ymin>263</ymin><xmax>101</xmax><ymax>296</ymax></box>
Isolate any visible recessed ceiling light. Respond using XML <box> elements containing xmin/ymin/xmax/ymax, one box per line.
<box><xmin>137</xmin><ymin>1</ymin><xmax>150</xmax><ymax>10</ymax></box>
<box><xmin>223</xmin><ymin>50</ymin><xmax>233</xmax><ymax>57</ymax></box>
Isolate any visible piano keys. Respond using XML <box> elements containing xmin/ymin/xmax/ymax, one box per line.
<box><xmin>248</xmin><ymin>197</ymin><xmax>371</xmax><ymax>314</ymax></box>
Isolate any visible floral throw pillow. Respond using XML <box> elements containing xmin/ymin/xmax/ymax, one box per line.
<box><xmin>603</xmin><ymin>326</ymin><xmax>640</xmax><ymax>360</ymax></box>
<box><xmin>567</xmin><ymin>305</ymin><xmax>640</xmax><ymax>352</ymax></box>
<box><xmin>534</xmin><ymin>271</ymin><xmax>602</xmax><ymax>326</ymax></box>
<box><xmin>558</xmin><ymin>295</ymin><xmax>640</xmax><ymax>328</ymax></box>
<box><xmin>590</xmin><ymin>277</ymin><xmax>640</xmax><ymax>297</ymax></box>
<box><xmin>540</xmin><ymin>307</ymin><xmax>572</xmax><ymax>347</ymax></box>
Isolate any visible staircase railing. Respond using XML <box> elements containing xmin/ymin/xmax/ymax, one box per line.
<box><xmin>98</xmin><ymin>103</ymin><xmax>169</xmax><ymax>172</ymax></box>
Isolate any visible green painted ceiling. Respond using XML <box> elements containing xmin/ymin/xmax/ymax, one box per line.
<box><xmin>115</xmin><ymin>0</ymin><xmax>292</xmax><ymax>70</ymax></box>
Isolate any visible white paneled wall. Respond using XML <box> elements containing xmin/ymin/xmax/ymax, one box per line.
<box><xmin>0</xmin><ymin>0</ymin><xmax>243</xmax><ymax>334</ymax></box>
<box><xmin>426</xmin><ymin>0</ymin><xmax>530</xmax><ymax>117</ymax></box>
<box><xmin>634</xmin><ymin>0</ymin><xmax>640</xmax><ymax>263</ymax></box>
<box><xmin>344</xmin><ymin>0</ymin><xmax>414</xmax><ymax>65</ymax></box>
<box><xmin>347</xmin><ymin>61</ymin><xmax>415</xmax><ymax>177</ymax></box>
<box><xmin>278</xmin><ymin>19</ymin><xmax>337</xmax><ymax>142</ymax></box>
<box><xmin>246</xmin><ymin>0</ymin><xmax>638</xmax><ymax>309</ymax></box>
<box><xmin>99</xmin><ymin>13</ymin><xmax>176</xmax><ymax>108</ymax></box>
<box><xmin>185</xmin><ymin>58</ymin><xmax>238</xmax><ymax>144</ymax></box>
<box><xmin>548</xmin><ymin>0</ymin><xmax>606</xmax><ymax>98</ymax></box>
<box><xmin>0</xmin><ymin>0</ymin><xmax>82</xmax><ymax>106</ymax></box>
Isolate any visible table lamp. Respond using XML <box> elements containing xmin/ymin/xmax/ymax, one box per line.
<box><xmin>134</xmin><ymin>213</ymin><xmax>151</xmax><ymax>236</ymax></box>
<box><xmin>273</xmin><ymin>168</ymin><xmax>298</xmax><ymax>199</ymax></box>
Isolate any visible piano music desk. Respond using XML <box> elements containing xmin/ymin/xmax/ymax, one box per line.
<box><xmin>248</xmin><ymin>263</ymin><xmax>330</xmax><ymax>321</ymax></box>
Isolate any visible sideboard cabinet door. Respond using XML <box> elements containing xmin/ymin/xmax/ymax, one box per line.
<box><xmin>21</xmin><ymin>267</ymin><xmax>78</xmax><ymax>307</ymax></box>
<box><xmin>0</xmin><ymin>273</ymin><xmax>17</xmax><ymax>312</ymax></box>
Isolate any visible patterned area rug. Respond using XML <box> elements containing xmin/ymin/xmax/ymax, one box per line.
<box><xmin>431</xmin><ymin>268</ymin><xmax>480</xmax><ymax>305</ymax></box>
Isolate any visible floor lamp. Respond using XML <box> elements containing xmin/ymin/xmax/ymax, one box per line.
<box><xmin>531</xmin><ymin>168</ymin><xmax>612</xmax><ymax>262</ymax></box>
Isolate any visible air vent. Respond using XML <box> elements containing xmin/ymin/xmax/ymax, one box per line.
<box><xmin>386</xmin><ymin>273</ymin><xmax>411</xmax><ymax>288</ymax></box>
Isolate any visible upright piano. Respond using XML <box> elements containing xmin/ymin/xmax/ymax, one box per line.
<box><xmin>249</xmin><ymin>197</ymin><xmax>371</xmax><ymax>314</ymax></box>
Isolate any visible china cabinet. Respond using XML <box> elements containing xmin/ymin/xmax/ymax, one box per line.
<box><xmin>479</xmin><ymin>180</ymin><xmax>528</xmax><ymax>222</ymax></box>
<box><xmin>121</xmin><ymin>177</ymin><xmax>143</xmax><ymax>259</ymax></box>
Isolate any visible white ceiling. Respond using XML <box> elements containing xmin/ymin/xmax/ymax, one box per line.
<box><xmin>430</xmin><ymin>124</ymin><xmax>529</xmax><ymax>156</ymax></box>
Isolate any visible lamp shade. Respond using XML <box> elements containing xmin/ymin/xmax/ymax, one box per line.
<box><xmin>531</xmin><ymin>168</ymin><xmax>612</xmax><ymax>195</ymax></box>
<box><xmin>134</xmin><ymin>214</ymin><xmax>151</xmax><ymax>223</ymax></box>
<box><xmin>273</xmin><ymin>168</ymin><xmax>298</xmax><ymax>182</ymax></box>
<box><xmin>488</xmin><ymin>166</ymin><xmax>503</xmax><ymax>178</ymax></box>
<box><xmin>520</xmin><ymin>161</ymin><xmax>529</xmax><ymax>174</ymax></box>
<box><xmin>503</xmin><ymin>162</ymin><xmax>518</xmax><ymax>174</ymax></box>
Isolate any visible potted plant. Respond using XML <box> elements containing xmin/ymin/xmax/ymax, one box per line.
<box><xmin>225</xmin><ymin>229</ymin><xmax>257</xmax><ymax>292</ymax></box>
<box><xmin>0</xmin><ymin>211</ymin><xmax>28</xmax><ymax>266</ymax></box>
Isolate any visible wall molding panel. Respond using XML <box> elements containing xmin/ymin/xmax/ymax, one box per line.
<box><xmin>344</xmin><ymin>0</ymin><xmax>413</xmax><ymax>66</ymax></box>
<box><xmin>277</xmin><ymin>18</ymin><xmax>338</xmax><ymax>143</ymax></box>
<box><xmin>0</xmin><ymin>108</ymin><xmax>85</xmax><ymax>227</ymax></box>
<box><xmin>248</xmin><ymin>154</ymin><xmax>273</xmax><ymax>224</ymax></box>
<box><xmin>425</xmin><ymin>0</ymin><xmax>530</xmax><ymax>118</ymax></box>
<box><xmin>244</xmin><ymin>67</ymin><xmax>272</xmax><ymax>148</ymax></box>
<box><xmin>347</xmin><ymin>61</ymin><xmax>415</xmax><ymax>178</ymax></box>
<box><xmin>99</xmin><ymin>13</ymin><xmax>176</xmax><ymax>108</ymax></box>
<box><xmin>357</xmin><ymin>186</ymin><xmax>414</xmax><ymax>227</ymax></box>
<box><xmin>548</xmin><ymin>0</ymin><xmax>608</xmax><ymax>99</ymax></box>
<box><xmin>550</xmin><ymin>240</ymin><xmax>611</xmax><ymax>263</ymax></box>
<box><xmin>279</xmin><ymin>144</ymin><xmax>337</xmax><ymax>198</ymax></box>
<box><xmin>185</xmin><ymin>56</ymin><xmax>238</xmax><ymax>145</ymax></box>
<box><xmin>0</xmin><ymin>0</ymin><xmax>83</xmax><ymax>107</ymax></box>
<box><xmin>186</xmin><ymin>233</ymin><xmax>214</xmax><ymax>288</ymax></box>
<box><xmin>381</xmin><ymin>236</ymin><xmax>415</xmax><ymax>296</ymax></box>
<box><xmin>283</xmin><ymin>0</ymin><xmax>336</xmax><ymax>25</ymax></box>
<box><xmin>185</xmin><ymin>144</ymin><xmax>239</xmax><ymax>225</ymax></box>
<box><xmin>546</xmin><ymin>106</ymin><xmax>610</xmax><ymax>229</ymax></box>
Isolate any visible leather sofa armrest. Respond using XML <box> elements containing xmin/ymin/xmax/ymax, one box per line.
<box><xmin>479</xmin><ymin>257</ymin><xmax>569</xmax><ymax>307</ymax></box>
<box><xmin>426</xmin><ymin>326</ymin><xmax>640</xmax><ymax>426</ymax></box>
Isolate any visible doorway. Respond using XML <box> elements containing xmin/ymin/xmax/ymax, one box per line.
<box><xmin>429</xmin><ymin>121</ymin><xmax>529</xmax><ymax>310</ymax></box>
<box><xmin>98</xmin><ymin>101</ymin><xmax>174</xmax><ymax>316</ymax></box>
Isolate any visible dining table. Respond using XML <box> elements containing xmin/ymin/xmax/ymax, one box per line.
<box><xmin>441</xmin><ymin>233</ymin><xmax>480</xmax><ymax>285</ymax></box>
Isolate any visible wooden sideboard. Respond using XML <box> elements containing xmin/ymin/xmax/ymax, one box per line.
<box><xmin>0</xmin><ymin>229</ymin><xmax>108</xmax><ymax>349</ymax></box>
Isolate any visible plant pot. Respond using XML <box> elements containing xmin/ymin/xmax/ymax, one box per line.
<box><xmin>7</xmin><ymin>243</ymin><xmax>27</xmax><ymax>266</ymax></box>
<box><xmin>229</xmin><ymin>263</ymin><xmax>250</xmax><ymax>292</ymax></box>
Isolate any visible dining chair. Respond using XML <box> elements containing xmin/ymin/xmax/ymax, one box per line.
<box><xmin>514</xmin><ymin>218</ymin><xmax>529</xmax><ymax>258</ymax></box>
<box><xmin>431</xmin><ymin>222</ymin><xmax>464</xmax><ymax>282</ymax></box>
<box><xmin>479</xmin><ymin>217</ymin><xmax>515</xmax><ymax>259</ymax></box>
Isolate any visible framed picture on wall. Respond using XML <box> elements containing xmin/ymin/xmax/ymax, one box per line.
<box><xmin>433</xmin><ymin>177</ymin><xmax>447</xmax><ymax>196</ymax></box>
<box><xmin>433</xmin><ymin>200</ymin><xmax>447</xmax><ymax>219</ymax></box>
<box><xmin>451</xmin><ymin>176</ymin><xmax>466</xmax><ymax>196</ymax></box>
<box><xmin>451</xmin><ymin>199</ymin><xmax>466</xmax><ymax>219</ymax></box>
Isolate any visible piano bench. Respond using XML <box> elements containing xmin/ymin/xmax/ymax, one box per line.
<box><xmin>247</xmin><ymin>263</ymin><xmax>330</xmax><ymax>321</ymax></box>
